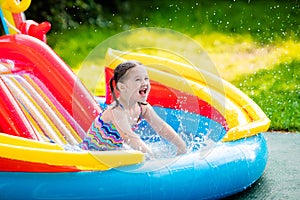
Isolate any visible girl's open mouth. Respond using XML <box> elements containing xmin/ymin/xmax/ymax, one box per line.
<box><xmin>139</xmin><ymin>87</ymin><xmax>148</xmax><ymax>96</ymax></box>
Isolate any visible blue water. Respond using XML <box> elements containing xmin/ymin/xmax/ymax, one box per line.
<box><xmin>223</xmin><ymin>132</ymin><xmax>300</xmax><ymax>200</ymax></box>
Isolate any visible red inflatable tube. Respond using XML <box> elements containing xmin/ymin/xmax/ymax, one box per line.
<box><xmin>0</xmin><ymin>157</ymin><xmax>80</xmax><ymax>172</ymax></box>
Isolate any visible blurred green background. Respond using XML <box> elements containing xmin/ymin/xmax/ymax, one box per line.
<box><xmin>25</xmin><ymin>0</ymin><xmax>300</xmax><ymax>132</ymax></box>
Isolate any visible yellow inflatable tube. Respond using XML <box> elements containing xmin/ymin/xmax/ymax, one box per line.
<box><xmin>0</xmin><ymin>1</ymin><xmax>16</xmax><ymax>34</ymax></box>
<box><xmin>2</xmin><ymin>0</ymin><xmax>31</xmax><ymax>13</ymax></box>
<box><xmin>0</xmin><ymin>0</ymin><xmax>31</xmax><ymax>34</ymax></box>
<box><xmin>0</xmin><ymin>132</ymin><xmax>144</xmax><ymax>171</ymax></box>
<box><xmin>105</xmin><ymin>49</ymin><xmax>270</xmax><ymax>142</ymax></box>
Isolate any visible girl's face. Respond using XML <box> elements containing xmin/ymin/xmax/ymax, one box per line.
<box><xmin>120</xmin><ymin>65</ymin><xmax>150</xmax><ymax>103</ymax></box>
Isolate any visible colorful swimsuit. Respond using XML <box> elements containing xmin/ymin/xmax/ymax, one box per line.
<box><xmin>79</xmin><ymin>104</ymin><xmax>143</xmax><ymax>151</ymax></box>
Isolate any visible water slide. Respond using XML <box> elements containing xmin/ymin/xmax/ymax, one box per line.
<box><xmin>0</xmin><ymin>34</ymin><xmax>144</xmax><ymax>172</ymax></box>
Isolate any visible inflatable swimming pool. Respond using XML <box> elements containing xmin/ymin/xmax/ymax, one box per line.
<box><xmin>0</xmin><ymin>2</ymin><xmax>270</xmax><ymax>198</ymax></box>
<box><xmin>0</xmin><ymin>34</ymin><xmax>270</xmax><ymax>199</ymax></box>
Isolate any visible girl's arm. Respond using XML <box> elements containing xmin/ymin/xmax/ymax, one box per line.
<box><xmin>142</xmin><ymin>104</ymin><xmax>187</xmax><ymax>155</ymax></box>
<box><xmin>109</xmin><ymin>108</ymin><xmax>153</xmax><ymax>155</ymax></box>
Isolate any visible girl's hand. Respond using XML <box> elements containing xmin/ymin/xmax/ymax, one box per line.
<box><xmin>145</xmin><ymin>151</ymin><xmax>155</xmax><ymax>160</ymax></box>
<box><xmin>176</xmin><ymin>144</ymin><xmax>187</xmax><ymax>155</ymax></box>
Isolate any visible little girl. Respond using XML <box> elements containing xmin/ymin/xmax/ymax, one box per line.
<box><xmin>80</xmin><ymin>60</ymin><xmax>187</xmax><ymax>156</ymax></box>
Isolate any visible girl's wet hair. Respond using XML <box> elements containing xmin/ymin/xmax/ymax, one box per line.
<box><xmin>109</xmin><ymin>60</ymin><xmax>142</xmax><ymax>107</ymax></box>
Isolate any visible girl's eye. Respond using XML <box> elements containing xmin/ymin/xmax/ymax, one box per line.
<box><xmin>135</xmin><ymin>77</ymin><xmax>148</xmax><ymax>82</ymax></box>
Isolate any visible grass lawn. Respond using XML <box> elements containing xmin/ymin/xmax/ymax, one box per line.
<box><xmin>233</xmin><ymin>60</ymin><xmax>300</xmax><ymax>132</ymax></box>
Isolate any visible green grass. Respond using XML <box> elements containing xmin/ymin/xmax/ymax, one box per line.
<box><xmin>47</xmin><ymin>26</ymin><xmax>119</xmax><ymax>69</ymax></box>
<box><xmin>47</xmin><ymin>1</ymin><xmax>299</xmax><ymax>69</ymax></box>
<box><xmin>232</xmin><ymin>60</ymin><xmax>300</xmax><ymax>132</ymax></box>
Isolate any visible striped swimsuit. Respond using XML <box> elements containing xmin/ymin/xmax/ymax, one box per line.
<box><xmin>79</xmin><ymin>105</ymin><xmax>143</xmax><ymax>151</ymax></box>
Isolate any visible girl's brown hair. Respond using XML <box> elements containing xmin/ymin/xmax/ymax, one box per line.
<box><xmin>109</xmin><ymin>60</ymin><xmax>142</xmax><ymax>107</ymax></box>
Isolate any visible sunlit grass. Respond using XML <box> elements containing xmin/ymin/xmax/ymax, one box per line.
<box><xmin>232</xmin><ymin>60</ymin><xmax>300</xmax><ymax>132</ymax></box>
<box><xmin>49</xmin><ymin>28</ymin><xmax>300</xmax><ymax>88</ymax></box>
<box><xmin>194</xmin><ymin>33</ymin><xmax>300</xmax><ymax>81</ymax></box>
<box><xmin>49</xmin><ymin>27</ymin><xmax>300</xmax><ymax>82</ymax></box>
